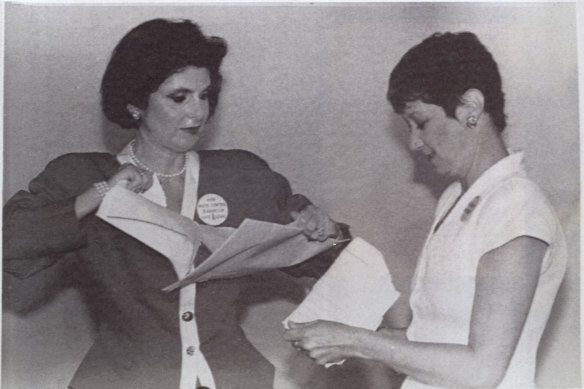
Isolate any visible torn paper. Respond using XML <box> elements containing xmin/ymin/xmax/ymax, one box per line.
<box><xmin>96</xmin><ymin>186</ymin><xmax>334</xmax><ymax>291</ymax></box>
<box><xmin>283</xmin><ymin>237</ymin><xmax>400</xmax><ymax>366</ymax></box>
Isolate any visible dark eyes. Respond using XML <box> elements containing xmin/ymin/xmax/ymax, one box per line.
<box><xmin>416</xmin><ymin>120</ymin><xmax>428</xmax><ymax>130</ymax></box>
<box><xmin>168</xmin><ymin>90</ymin><xmax>209</xmax><ymax>103</ymax></box>
<box><xmin>169</xmin><ymin>94</ymin><xmax>186</xmax><ymax>103</ymax></box>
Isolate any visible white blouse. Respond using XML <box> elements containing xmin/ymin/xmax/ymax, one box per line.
<box><xmin>117</xmin><ymin>143</ymin><xmax>216</xmax><ymax>389</ymax></box>
<box><xmin>403</xmin><ymin>153</ymin><xmax>567</xmax><ymax>389</ymax></box>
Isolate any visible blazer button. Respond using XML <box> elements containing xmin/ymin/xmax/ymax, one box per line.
<box><xmin>182</xmin><ymin>311</ymin><xmax>194</xmax><ymax>321</ymax></box>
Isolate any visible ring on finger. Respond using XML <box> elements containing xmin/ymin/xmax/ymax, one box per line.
<box><xmin>317</xmin><ymin>227</ymin><xmax>325</xmax><ymax>236</ymax></box>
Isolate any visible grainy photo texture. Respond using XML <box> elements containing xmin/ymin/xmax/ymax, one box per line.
<box><xmin>2</xmin><ymin>3</ymin><xmax>580</xmax><ymax>389</ymax></box>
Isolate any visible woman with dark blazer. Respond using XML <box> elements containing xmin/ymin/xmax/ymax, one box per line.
<box><xmin>3</xmin><ymin>18</ymin><xmax>349</xmax><ymax>389</ymax></box>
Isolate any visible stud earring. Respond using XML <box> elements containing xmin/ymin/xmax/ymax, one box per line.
<box><xmin>130</xmin><ymin>110</ymin><xmax>140</xmax><ymax>121</ymax></box>
<box><xmin>466</xmin><ymin>116</ymin><xmax>478</xmax><ymax>128</ymax></box>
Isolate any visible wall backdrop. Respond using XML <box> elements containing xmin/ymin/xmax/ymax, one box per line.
<box><xmin>2</xmin><ymin>3</ymin><xmax>580</xmax><ymax>388</ymax></box>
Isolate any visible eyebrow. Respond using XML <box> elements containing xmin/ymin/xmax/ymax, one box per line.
<box><xmin>167</xmin><ymin>85</ymin><xmax>212</xmax><ymax>95</ymax></box>
<box><xmin>168</xmin><ymin>88</ymin><xmax>192</xmax><ymax>94</ymax></box>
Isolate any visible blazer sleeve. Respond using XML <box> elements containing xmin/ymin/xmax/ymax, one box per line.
<box><xmin>195</xmin><ymin>149</ymin><xmax>353</xmax><ymax>279</ymax></box>
<box><xmin>227</xmin><ymin>150</ymin><xmax>353</xmax><ymax>279</ymax></box>
<box><xmin>3</xmin><ymin>153</ymin><xmax>115</xmax><ymax>278</ymax></box>
<box><xmin>3</xmin><ymin>153</ymin><xmax>119</xmax><ymax>313</ymax></box>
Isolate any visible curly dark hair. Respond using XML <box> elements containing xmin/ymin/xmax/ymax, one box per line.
<box><xmin>387</xmin><ymin>32</ymin><xmax>506</xmax><ymax>131</ymax></box>
<box><xmin>101</xmin><ymin>18</ymin><xmax>228</xmax><ymax>129</ymax></box>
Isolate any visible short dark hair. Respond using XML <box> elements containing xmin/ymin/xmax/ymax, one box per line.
<box><xmin>101</xmin><ymin>18</ymin><xmax>228</xmax><ymax>129</ymax></box>
<box><xmin>387</xmin><ymin>32</ymin><xmax>506</xmax><ymax>131</ymax></box>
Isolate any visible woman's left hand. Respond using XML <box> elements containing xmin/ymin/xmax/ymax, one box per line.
<box><xmin>291</xmin><ymin>205</ymin><xmax>340</xmax><ymax>242</ymax></box>
<box><xmin>283</xmin><ymin>320</ymin><xmax>362</xmax><ymax>365</ymax></box>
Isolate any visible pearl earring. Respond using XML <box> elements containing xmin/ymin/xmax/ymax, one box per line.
<box><xmin>466</xmin><ymin>116</ymin><xmax>478</xmax><ymax>128</ymax></box>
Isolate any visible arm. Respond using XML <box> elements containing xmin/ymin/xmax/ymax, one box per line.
<box><xmin>210</xmin><ymin>151</ymin><xmax>352</xmax><ymax>278</ymax></box>
<box><xmin>4</xmin><ymin>156</ymin><xmax>153</xmax><ymax>313</ymax></box>
<box><xmin>3</xmin><ymin>154</ymin><xmax>105</xmax><ymax>312</ymax></box>
<box><xmin>4</xmin><ymin>156</ymin><xmax>152</xmax><ymax>272</ymax></box>
<box><xmin>285</xmin><ymin>236</ymin><xmax>546</xmax><ymax>388</ymax></box>
<box><xmin>74</xmin><ymin>164</ymin><xmax>153</xmax><ymax>219</ymax></box>
<box><xmin>4</xmin><ymin>157</ymin><xmax>93</xmax><ymax>266</ymax></box>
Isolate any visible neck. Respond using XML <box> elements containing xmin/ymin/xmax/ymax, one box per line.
<box><xmin>460</xmin><ymin>126</ymin><xmax>508</xmax><ymax>191</ymax></box>
<box><xmin>131</xmin><ymin>136</ymin><xmax>186</xmax><ymax>176</ymax></box>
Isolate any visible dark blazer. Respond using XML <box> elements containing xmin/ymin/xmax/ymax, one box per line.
<box><xmin>3</xmin><ymin>150</ymin><xmax>349</xmax><ymax>389</ymax></box>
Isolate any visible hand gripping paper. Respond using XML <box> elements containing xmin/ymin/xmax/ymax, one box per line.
<box><xmin>283</xmin><ymin>237</ymin><xmax>400</xmax><ymax>333</ymax></box>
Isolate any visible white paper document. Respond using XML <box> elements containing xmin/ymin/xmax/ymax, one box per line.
<box><xmin>96</xmin><ymin>186</ymin><xmax>334</xmax><ymax>291</ymax></box>
<box><xmin>166</xmin><ymin>218</ymin><xmax>332</xmax><ymax>290</ymax></box>
<box><xmin>283</xmin><ymin>237</ymin><xmax>399</xmax><ymax>366</ymax></box>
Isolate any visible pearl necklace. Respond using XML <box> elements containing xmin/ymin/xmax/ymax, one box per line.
<box><xmin>128</xmin><ymin>140</ymin><xmax>187</xmax><ymax>178</ymax></box>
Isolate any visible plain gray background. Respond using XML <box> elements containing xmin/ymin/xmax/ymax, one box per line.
<box><xmin>2</xmin><ymin>3</ymin><xmax>580</xmax><ymax>388</ymax></box>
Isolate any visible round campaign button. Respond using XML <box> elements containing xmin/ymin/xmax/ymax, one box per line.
<box><xmin>196</xmin><ymin>193</ymin><xmax>228</xmax><ymax>226</ymax></box>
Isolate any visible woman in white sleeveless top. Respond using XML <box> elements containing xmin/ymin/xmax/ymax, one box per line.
<box><xmin>284</xmin><ymin>31</ymin><xmax>567</xmax><ymax>389</ymax></box>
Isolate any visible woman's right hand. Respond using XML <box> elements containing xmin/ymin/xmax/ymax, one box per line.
<box><xmin>75</xmin><ymin>164</ymin><xmax>153</xmax><ymax>219</ymax></box>
<box><xmin>108</xmin><ymin>163</ymin><xmax>153</xmax><ymax>193</ymax></box>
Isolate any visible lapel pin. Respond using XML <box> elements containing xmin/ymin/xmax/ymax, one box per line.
<box><xmin>461</xmin><ymin>196</ymin><xmax>481</xmax><ymax>222</ymax></box>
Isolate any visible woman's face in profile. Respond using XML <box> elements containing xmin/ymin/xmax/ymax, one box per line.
<box><xmin>137</xmin><ymin>66</ymin><xmax>211</xmax><ymax>153</ymax></box>
<box><xmin>401</xmin><ymin>100</ymin><xmax>475</xmax><ymax>180</ymax></box>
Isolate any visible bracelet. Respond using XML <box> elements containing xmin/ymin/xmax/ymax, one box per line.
<box><xmin>333</xmin><ymin>226</ymin><xmax>351</xmax><ymax>247</ymax></box>
<box><xmin>93</xmin><ymin>181</ymin><xmax>110</xmax><ymax>199</ymax></box>
<box><xmin>332</xmin><ymin>227</ymin><xmax>351</xmax><ymax>246</ymax></box>
<box><xmin>332</xmin><ymin>237</ymin><xmax>351</xmax><ymax>246</ymax></box>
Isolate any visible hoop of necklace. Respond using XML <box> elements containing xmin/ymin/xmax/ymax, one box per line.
<box><xmin>129</xmin><ymin>139</ymin><xmax>186</xmax><ymax>178</ymax></box>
